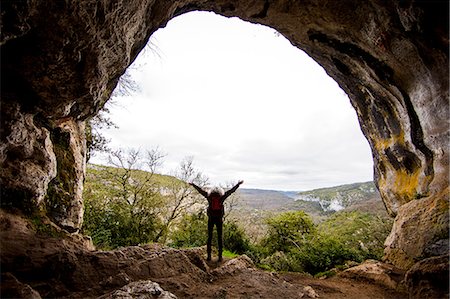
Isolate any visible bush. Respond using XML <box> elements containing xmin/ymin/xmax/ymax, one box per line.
<box><xmin>169</xmin><ymin>212</ymin><xmax>207</xmax><ymax>248</ymax></box>
<box><xmin>260</xmin><ymin>251</ymin><xmax>303</xmax><ymax>272</ymax></box>
<box><xmin>248</xmin><ymin>210</ymin><xmax>392</xmax><ymax>275</ymax></box>
<box><xmin>262</xmin><ymin>211</ymin><xmax>315</xmax><ymax>253</ymax></box>
<box><xmin>318</xmin><ymin>211</ymin><xmax>393</xmax><ymax>260</ymax></box>
<box><xmin>223</xmin><ymin>221</ymin><xmax>250</xmax><ymax>254</ymax></box>
<box><xmin>83</xmin><ymin>195</ymin><xmax>161</xmax><ymax>249</ymax></box>
<box><xmin>292</xmin><ymin>234</ymin><xmax>361</xmax><ymax>274</ymax></box>
<box><xmin>169</xmin><ymin>213</ymin><xmax>251</xmax><ymax>254</ymax></box>
<box><xmin>243</xmin><ymin>243</ymin><xmax>270</xmax><ymax>266</ymax></box>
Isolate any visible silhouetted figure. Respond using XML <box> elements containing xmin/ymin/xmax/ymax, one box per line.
<box><xmin>189</xmin><ymin>180</ymin><xmax>244</xmax><ymax>262</ymax></box>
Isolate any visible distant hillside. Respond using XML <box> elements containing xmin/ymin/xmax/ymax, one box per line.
<box><xmin>87</xmin><ymin>164</ymin><xmax>179</xmax><ymax>187</ymax></box>
<box><xmin>86</xmin><ymin>165</ymin><xmax>383</xmax><ymax>217</ymax></box>
<box><xmin>230</xmin><ymin>182</ymin><xmax>387</xmax><ymax>241</ymax></box>
<box><xmin>235</xmin><ymin>189</ymin><xmax>293</xmax><ymax>210</ymax></box>
<box><xmin>287</xmin><ymin>181</ymin><xmax>380</xmax><ymax>213</ymax></box>
<box><xmin>233</xmin><ymin>182</ymin><xmax>386</xmax><ymax>220</ymax></box>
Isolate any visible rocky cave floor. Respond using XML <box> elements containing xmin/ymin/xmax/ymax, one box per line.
<box><xmin>0</xmin><ymin>209</ymin><xmax>409</xmax><ymax>298</ymax></box>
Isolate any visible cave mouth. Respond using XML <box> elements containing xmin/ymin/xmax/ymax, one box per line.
<box><xmin>82</xmin><ymin>10</ymin><xmax>386</xmax><ymax>263</ymax></box>
<box><xmin>0</xmin><ymin>2</ymin><xmax>447</xmax><ymax>295</ymax></box>
<box><xmin>95</xmin><ymin>11</ymin><xmax>374</xmax><ymax>191</ymax></box>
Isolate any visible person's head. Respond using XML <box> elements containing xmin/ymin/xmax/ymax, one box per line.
<box><xmin>208</xmin><ymin>186</ymin><xmax>224</xmax><ymax>198</ymax></box>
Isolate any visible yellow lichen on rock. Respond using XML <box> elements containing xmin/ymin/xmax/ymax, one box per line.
<box><xmin>372</xmin><ymin>132</ymin><xmax>405</xmax><ymax>152</ymax></box>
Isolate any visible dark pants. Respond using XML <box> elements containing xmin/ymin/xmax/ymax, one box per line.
<box><xmin>207</xmin><ymin>216</ymin><xmax>223</xmax><ymax>261</ymax></box>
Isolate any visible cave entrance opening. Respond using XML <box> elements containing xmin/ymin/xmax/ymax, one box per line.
<box><xmin>91</xmin><ymin>11</ymin><xmax>373</xmax><ymax>192</ymax></box>
<box><xmin>84</xmin><ymin>12</ymin><xmax>393</xmax><ymax>260</ymax></box>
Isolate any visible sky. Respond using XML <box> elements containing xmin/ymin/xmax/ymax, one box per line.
<box><xmin>92</xmin><ymin>11</ymin><xmax>374</xmax><ymax>191</ymax></box>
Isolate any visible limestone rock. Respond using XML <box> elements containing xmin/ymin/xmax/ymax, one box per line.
<box><xmin>403</xmin><ymin>255</ymin><xmax>449</xmax><ymax>299</ymax></box>
<box><xmin>45</xmin><ymin>119</ymin><xmax>87</xmax><ymax>231</ymax></box>
<box><xmin>0</xmin><ymin>210</ymin><xmax>410</xmax><ymax>299</ymax></box>
<box><xmin>182</xmin><ymin>247</ymin><xmax>210</xmax><ymax>273</ymax></box>
<box><xmin>0</xmin><ymin>102</ymin><xmax>57</xmax><ymax>210</ymax></box>
<box><xmin>339</xmin><ymin>260</ymin><xmax>405</xmax><ymax>290</ymax></box>
<box><xmin>98</xmin><ymin>280</ymin><xmax>177</xmax><ymax>299</ymax></box>
<box><xmin>384</xmin><ymin>190</ymin><xmax>449</xmax><ymax>269</ymax></box>
<box><xmin>210</xmin><ymin>255</ymin><xmax>255</xmax><ymax>277</ymax></box>
<box><xmin>303</xmin><ymin>285</ymin><xmax>319</xmax><ymax>298</ymax></box>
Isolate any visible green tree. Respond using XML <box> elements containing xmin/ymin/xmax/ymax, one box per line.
<box><xmin>169</xmin><ymin>212</ymin><xmax>250</xmax><ymax>255</ymax></box>
<box><xmin>82</xmin><ymin>148</ymin><xmax>165</xmax><ymax>248</ymax></box>
<box><xmin>262</xmin><ymin>211</ymin><xmax>315</xmax><ymax>253</ymax></box>
<box><xmin>85</xmin><ymin>106</ymin><xmax>117</xmax><ymax>161</ymax></box>
<box><xmin>222</xmin><ymin>221</ymin><xmax>250</xmax><ymax>254</ymax></box>
<box><xmin>317</xmin><ymin>210</ymin><xmax>393</xmax><ymax>260</ymax></box>
<box><xmin>254</xmin><ymin>210</ymin><xmax>393</xmax><ymax>274</ymax></box>
<box><xmin>291</xmin><ymin>233</ymin><xmax>359</xmax><ymax>274</ymax></box>
<box><xmin>169</xmin><ymin>212</ymin><xmax>208</xmax><ymax>248</ymax></box>
<box><xmin>153</xmin><ymin>157</ymin><xmax>208</xmax><ymax>243</ymax></box>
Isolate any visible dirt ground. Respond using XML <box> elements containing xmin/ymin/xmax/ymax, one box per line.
<box><xmin>153</xmin><ymin>257</ymin><xmax>408</xmax><ymax>299</ymax></box>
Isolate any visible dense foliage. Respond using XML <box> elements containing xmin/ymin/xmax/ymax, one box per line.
<box><xmin>253</xmin><ymin>210</ymin><xmax>393</xmax><ymax>274</ymax></box>
<box><xmin>262</xmin><ymin>211</ymin><xmax>315</xmax><ymax>252</ymax></box>
<box><xmin>82</xmin><ymin>151</ymin><xmax>207</xmax><ymax>249</ymax></box>
<box><xmin>169</xmin><ymin>212</ymin><xmax>250</xmax><ymax>254</ymax></box>
<box><xmin>82</xmin><ymin>164</ymin><xmax>164</xmax><ymax>248</ymax></box>
<box><xmin>83</xmin><ymin>163</ymin><xmax>392</xmax><ymax>275</ymax></box>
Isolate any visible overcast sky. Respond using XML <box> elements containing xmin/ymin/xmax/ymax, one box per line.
<box><xmin>93</xmin><ymin>11</ymin><xmax>374</xmax><ymax>191</ymax></box>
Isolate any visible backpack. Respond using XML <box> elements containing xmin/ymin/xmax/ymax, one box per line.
<box><xmin>210</xmin><ymin>196</ymin><xmax>223</xmax><ymax>212</ymax></box>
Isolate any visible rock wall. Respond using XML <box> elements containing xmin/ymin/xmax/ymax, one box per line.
<box><xmin>1</xmin><ymin>0</ymin><xmax>448</xmax><ymax>274</ymax></box>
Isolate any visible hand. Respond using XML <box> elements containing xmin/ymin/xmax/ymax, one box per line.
<box><xmin>238</xmin><ymin>180</ymin><xmax>244</xmax><ymax>185</ymax></box>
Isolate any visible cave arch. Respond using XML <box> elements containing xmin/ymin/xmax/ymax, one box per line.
<box><xmin>1</xmin><ymin>0</ymin><xmax>448</xmax><ymax>277</ymax></box>
<box><xmin>104</xmin><ymin>10</ymin><xmax>374</xmax><ymax>191</ymax></box>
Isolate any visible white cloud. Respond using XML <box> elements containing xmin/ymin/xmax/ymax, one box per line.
<box><xmin>94</xmin><ymin>11</ymin><xmax>373</xmax><ymax>191</ymax></box>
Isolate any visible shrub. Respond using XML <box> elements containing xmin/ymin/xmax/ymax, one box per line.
<box><xmin>169</xmin><ymin>213</ymin><xmax>251</xmax><ymax>255</ymax></box>
<box><xmin>291</xmin><ymin>234</ymin><xmax>361</xmax><ymax>274</ymax></box>
<box><xmin>262</xmin><ymin>211</ymin><xmax>315</xmax><ymax>253</ymax></box>
<box><xmin>249</xmin><ymin>210</ymin><xmax>392</xmax><ymax>275</ymax></box>
<box><xmin>260</xmin><ymin>251</ymin><xmax>303</xmax><ymax>272</ymax></box>
<box><xmin>169</xmin><ymin>212</ymin><xmax>207</xmax><ymax>248</ymax></box>
<box><xmin>223</xmin><ymin>221</ymin><xmax>250</xmax><ymax>254</ymax></box>
<box><xmin>318</xmin><ymin>211</ymin><xmax>393</xmax><ymax>260</ymax></box>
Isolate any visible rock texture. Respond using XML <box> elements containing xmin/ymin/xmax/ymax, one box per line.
<box><xmin>0</xmin><ymin>272</ymin><xmax>42</xmax><ymax>299</ymax></box>
<box><xmin>403</xmin><ymin>254</ymin><xmax>450</xmax><ymax>299</ymax></box>
<box><xmin>339</xmin><ymin>259</ymin><xmax>405</xmax><ymax>290</ymax></box>
<box><xmin>0</xmin><ymin>0</ymin><xmax>448</xmax><ymax>291</ymax></box>
<box><xmin>0</xmin><ymin>211</ymin><xmax>407</xmax><ymax>299</ymax></box>
<box><xmin>45</xmin><ymin>119</ymin><xmax>86</xmax><ymax>231</ymax></box>
<box><xmin>98</xmin><ymin>280</ymin><xmax>178</xmax><ymax>299</ymax></box>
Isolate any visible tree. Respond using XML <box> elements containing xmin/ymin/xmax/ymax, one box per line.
<box><xmin>153</xmin><ymin>157</ymin><xmax>208</xmax><ymax>243</ymax></box>
<box><xmin>221</xmin><ymin>182</ymin><xmax>241</xmax><ymax>221</ymax></box>
<box><xmin>317</xmin><ymin>210</ymin><xmax>393</xmax><ymax>260</ymax></box>
<box><xmin>263</xmin><ymin>211</ymin><xmax>315</xmax><ymax>253</ymax></box>
<box><xmin>169</xmin><ymin>212</ymin><xmax>251</xmax><ymax>254</ymax></box>
<box><xmin>82</xmin><ymin>148</ymin><xmax>166</xmax><ymax>248</ymax></box>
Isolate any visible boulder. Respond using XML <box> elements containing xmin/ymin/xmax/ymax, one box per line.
<box><xmin>98</xmin><ymin>280</ymin><xmax>177</xmax><ymax>299</ymax></box>
<box><xmin>404</xmin><ymin>255</ymin><xmax>450</xmax><ymax>299</ymax></box>
<box><xmin>339</xmin><ymin>260</ymin><xmax>405</xmax><ymax>290</ymax></box>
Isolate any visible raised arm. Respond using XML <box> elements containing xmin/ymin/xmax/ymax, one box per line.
<box><xmin>222</xmin><ymin>180</ymin><xmax>244</xmax><ymax>200</ymax></box>
<box><xmin>189</xmin><ymin>182</ymin><xmax>209</xmax><ymax>198</ymax></box>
